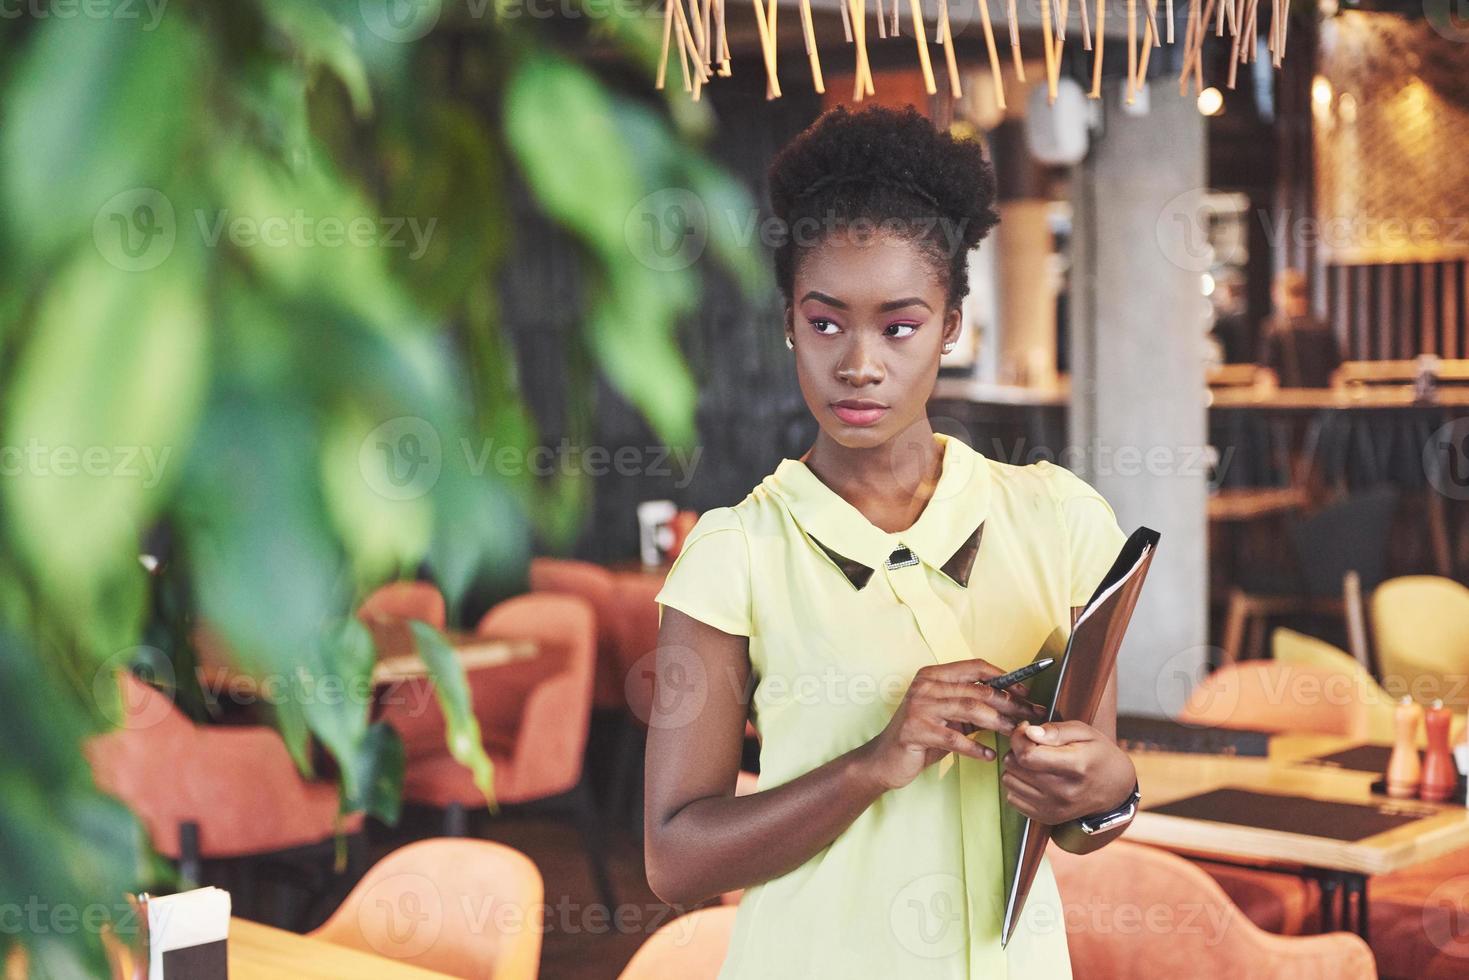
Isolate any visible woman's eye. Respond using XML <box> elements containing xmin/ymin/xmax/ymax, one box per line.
<box><xmin>809</xmin><ymin>318</ymin><xmax>841</xmax><ymax>335</ymax></box>
<box><xmin>885</xmin><ymin>322</ymin><xmax>919</xmax><ymax>338</ymax></box>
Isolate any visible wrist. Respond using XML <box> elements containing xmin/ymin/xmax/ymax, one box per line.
<box><xmin>846</xmin><ymin>739</ymin><xmax>893</xmax><ymax>797</ymax></box>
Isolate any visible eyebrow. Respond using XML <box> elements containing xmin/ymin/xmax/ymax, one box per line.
<box><xmin>800</xmin><ymin>291</ymin><xmax>933</xmax><ymax>313</ymax></box>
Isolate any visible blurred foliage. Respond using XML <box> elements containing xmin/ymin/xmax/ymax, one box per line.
<box><xmin>0</xmin><ymin>0</ymin><xmax>767</xmax><ymax>974</ymax></box>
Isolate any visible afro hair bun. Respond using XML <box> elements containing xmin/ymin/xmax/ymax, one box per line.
<box><xmin>766</xmin><ymin>105</ymin><xmax>1001</xmax><ymax>306</ymax></box>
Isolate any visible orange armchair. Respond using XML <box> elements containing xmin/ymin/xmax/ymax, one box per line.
<box><xmin>393</xmin><ymin>593</ymin><xmax>613</xmax><ymax>908</ymax></box>
<box><xmin>1049</xmin><ymin>841</ymin><xmax>1376</xmax><ymax>978</ymax></box>
<box><xmin>529</xmin><ymin>558</ymin><xmax>623</xmax><ymax>711</ymax></box>
<box><xmin>618</xmin><ymin>905</ymin><xmax>737</xmax><ymax>980</ymax></box>
<box><xmin>85</xmin><ymin>672</ymin><xmax>362</xmax><ymax>916</ymax></box>
<box><xmin>1177</xmin><ymin>660</ymin><xmax>1372</xmax><ymax>738</ymax></box>
<box><xmin>312</xmin><ymin>838</ymin><xmax>543</xmax><ymax>980</ymax></box>
<box><xmin>358</xmin><ymin>580</ymin><xmax>447</xmax><ymax>630</ymax></box>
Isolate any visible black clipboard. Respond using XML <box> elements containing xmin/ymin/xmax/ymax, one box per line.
<box><xmin>999</xmin><ymin>526</ymin><xmax>1161</xmax><ymax>946</ymax></box>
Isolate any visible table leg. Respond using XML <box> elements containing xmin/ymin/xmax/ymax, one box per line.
<box><xmin>1345</xmin><ymin>873</ymin><xmax>1369</xmax><ymax>941</ymax></box>
<box><xmin>1318</xmin><ymin>872</ymin><xmax>1341</xmax><ymax>931</ymax></box>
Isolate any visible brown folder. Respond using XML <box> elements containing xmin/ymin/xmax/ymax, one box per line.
<box><xmin>999</xmin><ymin>526</ymin><xmax>1161</xmax><ymax>946</ymax></box>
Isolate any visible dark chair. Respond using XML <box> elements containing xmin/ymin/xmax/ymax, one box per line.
<box><xmin>1220</xmin><ymin>485</ymin><xmax>1399</xmax><ymax>665</ymax></box>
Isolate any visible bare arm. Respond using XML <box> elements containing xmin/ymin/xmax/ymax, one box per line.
<box><xmin>643</xmin><ymin>608</ymin><xmax>1043</xmax><ymax>906</ymax></box>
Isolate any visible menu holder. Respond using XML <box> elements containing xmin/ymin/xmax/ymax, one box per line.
<box><xmin>143</xmin><ymin>886</ymin><xmax>231</xmax><ymax>979</ymax></box>
<box><xmin>1000</xmin><ymin>526</ymin><xmax>1161</xmax><ymax>947</ymax></box>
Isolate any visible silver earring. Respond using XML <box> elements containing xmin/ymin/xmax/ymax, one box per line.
<box><xmin>785</xmin><ymin>336</ymin><xmax>794</xmax><ymax>350</ymax></box>
<box><xmin>942</xmin><ymin>342</ymin><xmax>955</xmax><ymax>354</ymax></box>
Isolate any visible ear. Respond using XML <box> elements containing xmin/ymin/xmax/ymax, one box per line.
<box><xmin>784</xmin><ymin>305</ymin><xmax>796</xmax><ymax>346</ymax></box>
<box><xmin>941</xmin><ymin>307</ymin><xmax>963</xmax><ymax>349</ymax></box>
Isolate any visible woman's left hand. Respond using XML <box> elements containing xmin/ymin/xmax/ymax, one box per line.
<box><xmin>1000</xmin><ymin>720</ymin><xmax>1136</xmax><ymax>825</ymax></box>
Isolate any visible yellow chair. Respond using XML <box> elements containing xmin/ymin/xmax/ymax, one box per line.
<box><xmin>618</xmin><ymin>906</ymin><xmax>737</xmax><ymax>980</ymax></box>
<box><xmin>1272</xmin><ymin>627</ymin><xmax>1466</xmax><ymax>745</ymax></box>
<box><xmin>1371</xmin><ymin>576</ymin><xmax>1469</xmax><ymax>709</ymax></box>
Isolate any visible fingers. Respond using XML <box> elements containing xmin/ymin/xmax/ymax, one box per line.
<box><xmin>1007</xmin><ymin>727</ymin><xmax>1086</xmax><ymax>778</ymax></box>
<box><xmin>1000</xmin><ymin>770</ymin><xmax>1050</xmax><ymax>820</ymax></box>
<box><xmin>1019</xmin><ymin>720</ymin><xmax>1096</xmax><ymax>747</ymax></box>
<box><xmin>912</xmin><ymin>679</ymin><xmax>1046</xmax><ymax>728</ymax></box>
<box><xmin>914</xmin><ymin>658</ymin><xmax>1007</xmax><ymax>685</ymax></box>
<box><xmin>919</xmin><ymin>721</ymin><xmax>996</xmax><ymax>761</ymax></box>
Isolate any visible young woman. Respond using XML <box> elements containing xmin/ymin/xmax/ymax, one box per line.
<box><xmin>644</xmin><ymin>105</ymin><xmax>1138</xmax><ymax>979</ymax></box>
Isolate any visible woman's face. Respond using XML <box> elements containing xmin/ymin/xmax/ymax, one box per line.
<box><xmin>786</xmin><ymin>232</ymin><xmax>961</xmax><ymax>451</ymax></box>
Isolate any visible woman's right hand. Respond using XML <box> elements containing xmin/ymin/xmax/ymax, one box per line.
<box><xmin>858</xmin><ymin>659</ymin><xmax>1047</xmax><ymax>791</ymax></box>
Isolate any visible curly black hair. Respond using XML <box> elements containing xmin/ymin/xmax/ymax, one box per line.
<box><xmin>767</xmin><ymin>104</ymin><xmax>1000</xmax><ymax>309</ymax></box>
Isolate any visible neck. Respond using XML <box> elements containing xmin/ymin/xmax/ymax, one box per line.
<box><xmin>801</xmin><ymin>418</ymin><xmax>943</xmax><ymax>533</ymax></box>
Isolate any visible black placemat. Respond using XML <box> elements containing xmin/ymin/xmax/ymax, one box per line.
<box><xmin>1116</xmin><ymin>715</ymin><xmax>1270</xmax><ymax>757</ymax></box>
<box><xmin>1302</xmin><ymin>743</ymin><xmax>1397</xmax><ymax>773</ymax></box>
<box><xmin>1147</xmin><ymin>787</ymin><xmax>1433</xmax><ymax>841</ymax></box>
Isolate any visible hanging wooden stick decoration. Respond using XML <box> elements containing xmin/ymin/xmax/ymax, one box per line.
<box><xmin>1136</xmin><ymin>0</ymin><xmax>1159</xmax><ymax>89</ymax></box>
<box><xmin>1089</xmin><ymin>0</ymin><xmax>1106</xmax><ymax>97</ymax></box>
<box><xmin>977</xmin><ymin>0</ymin><xmax>1008</xmax><ymax>109</ymax></box>
<box><xmin>1166</xmin><ymin>0</ymin><xmax>1174</xmax><ymax>42</ymax></box>
<box><xmin>715</xmin><ymin>0</ymin><xmax>731</xmax><ymax>75</ymax></box>
<box><xmin>1041</xmin><ymin>0</ymin><xmax>1059</xmax><ymax>103</ymax></box>
<box><xmin>1126</xmin><ymin>0</ymin><xmax>1137</xmax><ymax>103</ymax></box>
<box><xmin>908</xmin><ymin>0</ymin><xmax>938</xmax><ymax>95</ymax></box>
<box><xmin>657</xmin><ymin>0</ymin><xmax>674</xmax><ymax>90</ymax></box>
<box><xmin>891</xmin><ymin>0</ymin><xmax>899</xmax><ymax>37</ymax></box>
<box><xmin>938</xmin><ymin>0</ymin><xmax>962</xmax><ymax>97</ymax></box>
<box><xmin>849</xmin><ymin>0</ymin><xmax>875</xmax><ymax>99</ymax></box>
<box><xmin>750</xmin><ymin>0</ymin><xmax>781</xmax><ymax>99</ymax></box>
<box><xmin>1008</xmin><ymin>0</ymin><xmax>1027</xmax><ymax>83</ymax></box>
<box><xmin>799</xmin><ymin>0</ymin><xmax>826</xmax><ymax>93</ymax></box>
<box><xmin>840</xmin><ymin>0</ymin><xmax>853</xmax><ymax>42</ymax></box>
<box><xmin>876</xmin><ymin>0</ymin><xmax>888</xmax><ymax>38</ymax></box>
<box><xmin>1080</xmin><ymin>0</ymin><xmax>1093</xmax><ymax>51</ymax></box>
<box><xmin>1053</xmin><ymin>0</ymin><xmax>1066</xmax><ymax>41</ymax></box>
<box><xmin>764</xmin><ymin>0</ymin><xmax>779</xmax><ymax>99</ymax></box>
<box><xmin>705</xmin><ymin>0</ymin><xmax>716</xmax><ymax>67</ymax></box>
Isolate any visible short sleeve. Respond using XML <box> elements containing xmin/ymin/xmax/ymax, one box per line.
<box><xmin>654</xmin><ymin>507</ymin><xmax>752</xmax><ymax>637</ymax></box>
<box><xmin>1041</xmin><ymin>464</ymin><xmax>1129</xmax><ymax>607</ymax></box>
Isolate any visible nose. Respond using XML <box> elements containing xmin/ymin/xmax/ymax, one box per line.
<box><xmin>835</xmin><ymin>333</ymin><xmax>884</xmax><ymax>387</ymax></box>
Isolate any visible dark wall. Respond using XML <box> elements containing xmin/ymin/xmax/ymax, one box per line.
<box><xmin>498</xmin><ymin>69</ymin><xmax>825</xmax><ymax>563</ymax></box>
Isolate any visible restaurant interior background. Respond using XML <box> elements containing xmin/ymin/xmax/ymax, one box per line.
<box><xmin>4</xmin><ymin>0</ymin><xmax>1469</xmax><ymax>977</ymax></box>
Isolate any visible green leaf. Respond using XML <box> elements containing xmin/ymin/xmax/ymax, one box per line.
<box><xmin>0</xmin><ymin>636</ymin><xmax>143</xmax><ymax>979</ymax></box>
<box><xmin>409</xmin><ymin>621</ymin><xmax>496</xmax><ymax>811</ymax></box>
<box><xmin>1</xmin><ymin>12</ymin><xmax>202</xmax><ymax>263</ymax></box>
<box><xmin>178</xmin><ymin>395</ymin><xmax>348</xmax><ymax>771</ymax></box>
<box><xmin>2</xmin><ymin>247</ymin><xmax>206</xmax><ymax>637</ymax></box>
<box><xmin>504</xmin><ymin>51</ymin><xmax>639</xmax><ymax>261</ymax></box>
<box><xmin>382</xmin><ymin>105</ymin><xmax>507</xmax><ymax>313</ymax></box>
<box><xmin>342</xmin><ymin>721</ymin><xmax>406</xmax><ymax>824</ymax></box>
<box><xmin>258</xmin><ymin>0</ymin><xmax>374</xmax><ymax>118</ymax></box>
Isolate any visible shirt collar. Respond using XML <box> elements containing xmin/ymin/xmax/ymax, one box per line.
<box><xmin>764</xmin><ymin>433</ymin><xmax>992</xmax><ymax>589</ymax></box>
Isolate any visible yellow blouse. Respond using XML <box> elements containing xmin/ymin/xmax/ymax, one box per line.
<box><xmin>655</xmin><ymin>433</ymin><xmax>1127</xmax><ymax>979</ymax></box>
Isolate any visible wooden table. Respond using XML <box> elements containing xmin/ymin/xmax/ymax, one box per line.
<box><xmin>196</xmin><ymin>633</ymin><xmax>538</xmax><ymax>704</ymax></box>
<box><xmin>82</xmin><ymin>917</ymin><xmax>455</xmax><ymax>979</ymax></box>
<box><xmin>1207</xmin><ymin>486</ymin><xmax>1309</xmax><ymax>522</ymax></box>
<box><xmin>228</xmin><ymin>918</ymin><xmax>454</xmax><ymax>978</ymax></box>
<box><xmin>1126</xmin><ymin>735</ymin><xmax>1469</xmax><ymax>939</ymax></box>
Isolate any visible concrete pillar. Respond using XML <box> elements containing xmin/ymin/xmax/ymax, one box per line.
<box><xmin>1068</xmin><ymin>86</ymin><xmax>1210</xmax><ymax>718</ymax></box>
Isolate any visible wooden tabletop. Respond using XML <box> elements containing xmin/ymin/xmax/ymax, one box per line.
<box><xmin>1209</xmin><ymin>384</ymin><xmax>1469</xmax><ymax>410</ymax></box>
<box><xmin>1206</xmin><ymin>487</ymin><xmax>1309</xmax><ymax>522</ymax></box>
<box><xmin>370</xmin><ymin>633</ymin><xmax>538</xmax><ymax>684</ymax></box>
<box><xmin>229</xmin><ymin>918</ymin><xmax>454</xmax><ymax>979</ymax></box>
<box><xmin>1126</xmin><ymin>735</ymin><xmax>1469</xmax><ymax>876</ymax></box>
<box><xmin>85</xmin><ymin>917</ymin><xmax>455</xmax><ymax>979</ymax></box>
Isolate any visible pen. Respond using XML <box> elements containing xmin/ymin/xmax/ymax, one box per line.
<box><xmin>983</xmin><ymin>658</ymin><xmax>1056</xmax><ymax>691</ymax></box>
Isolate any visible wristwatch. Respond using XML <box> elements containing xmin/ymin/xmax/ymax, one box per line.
<box><xmin>1077</xmin><ymin>781</ymin><xmax>1141</xmax><ymax>835</ymax></box>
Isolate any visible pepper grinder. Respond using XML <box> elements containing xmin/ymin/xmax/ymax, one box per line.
<box><xmin>1422</xmin><ymin>699</ymin><xmax>1457</xmax><ymax>803</ymax></box>
<box><xmin>1387</xmin><ymin>696</ymin><xmax>1424</xmax><ymax>799</ymax></box>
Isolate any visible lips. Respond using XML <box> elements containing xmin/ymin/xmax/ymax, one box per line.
<box><xmin>830</xmin><ymin>399</ymin><xmax>889</xmax><ymax>427</ymax></box>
